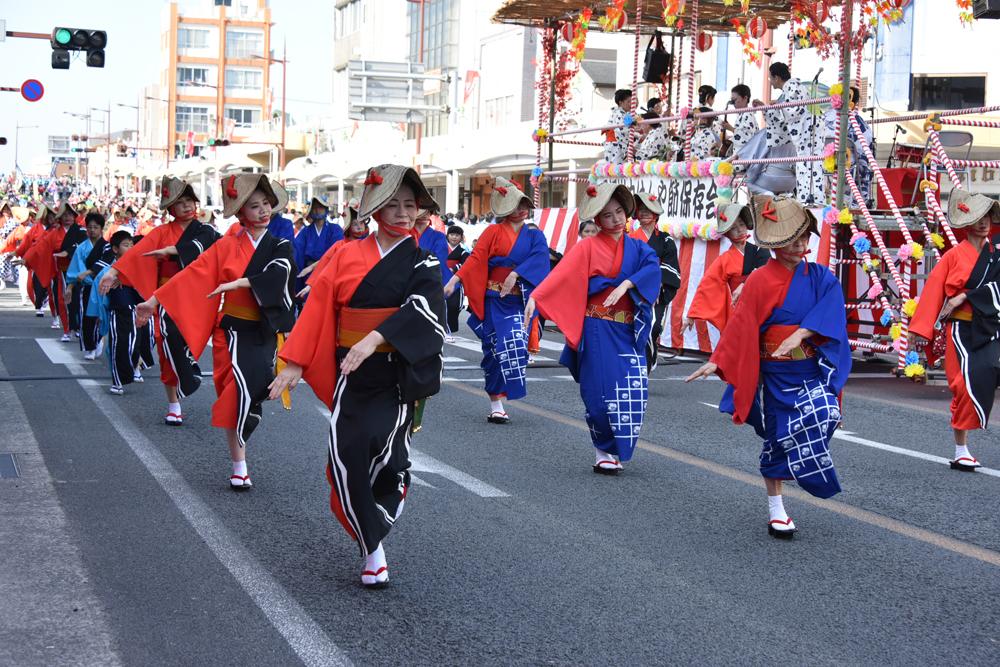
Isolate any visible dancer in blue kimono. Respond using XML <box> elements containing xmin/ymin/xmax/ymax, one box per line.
<box><xmin>67</xmin><ymin>213</ymin><xmax>106</xmax><ymax>359</ymax></box>
<box><xmin>444</xmin><ymin>177</ymin><xmax>549</xmax><ymax>423</ymax></box>
<box><xmin>415</xmin><ymin>208</ymin><xmax>453</xmax><ymax>331</ymax></box>
<box><xmin>293</xmin><ymin>196</ymin><xmax>344</xmax><ymax>297</ymax></box>
<box><xmin>688</xmin><ymin>195</ymin><xmax>851</xmax><ymax>538</ymax></box>
<box><xmin>526</xmin><ymin>183</ymin><xmax>659</xmax><ymax>474</ymax></box>
<box><xmin>92</xmin><ymin>231</ymin><xmax>148</xmax><ymax>394</ymax></box>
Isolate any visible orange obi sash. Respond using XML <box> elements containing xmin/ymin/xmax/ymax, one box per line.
<box><xmin>337</xmin><ymin>307</ymin><xmax>397</xmax><ymax>352</ymax></box>
<box><xmin>158</xmin><ymin>259</ymin><xmax>180</xmax><ymax>287</ymax></box>
<box><xmin>760</xmin><ymin>324</ymin><xmax>821</xmax><ymax>360</ymax></box>
<box><xmin>949</xmin><ymin>304</ymin><xmax>973</xmax><ymax>322</ymax></box>
<box><xmin>487</xmin><ymin>266</ymin><xmax>521</xmax><ymax>295</ymax></box>
<box><xmin>221</xmin><ymin>301</ymin><xmax>261</xmax><ymax>322</ymax></box>
<box><xmin>585</xmin><ymin>287</ymin><xmax>634</xmax><ymax>324</ymax></box>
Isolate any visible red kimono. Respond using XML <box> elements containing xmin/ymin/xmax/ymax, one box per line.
<box><xmin>687</xmin><ymin>243</ymin><xmax>770</xmax><ymax>332</ymax></box>
<box><xmin>115</xmin><ymin>220</ymin><xmax>220</xmax><ymax>395</ymax></box>
<box><xmin>155</xmin><ymin>229</ymin><xmax>296</xmax><ymax>445</ymax></box>
<box><xmin>23</xmin><ymin>225</ymin><xmax>69</xmax><ymax>331</ymax></box>
<box><xmin>910</xmin><ymin>240</ymin><xmax>998</xmax><ymax>430</ymax></box>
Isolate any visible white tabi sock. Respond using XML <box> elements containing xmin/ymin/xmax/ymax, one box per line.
<box><xmin>768</xmin><ymin>495</ymin><xmax>789</xmax><ymax>522</ymax></box>
<box><xmin>490</xmin><ymin>399</ymin><xmax>504</xmax><ymax>414</ymax></box>
<box><xmin>955</xmin><ymin>444</ymin><xmax>972</xmax><ymax>461</ymax></box>
<box><xmin>364</xmin><ymin>543</ymin><xmax>387</xmax><ymax>572</ymax></box>
<box><xmin>168</xmin><ymin>402</ymin><xmax>181</xmax><ymax>415</ymax></box>
<box><xmin>232</xmin><ymin>460</ymin><xmax>247</xmax><ymax>477</ymax></box>
<box><xmin>594</xmin><ymin>447</ymin><xmax>616</xmax><ymax>464</ymax></box>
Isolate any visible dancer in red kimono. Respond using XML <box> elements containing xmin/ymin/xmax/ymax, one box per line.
<box><xmin>295</xmin><ymin>210</ymin><xmax>370</xmax><ymax>298</ymax></box>
<box><xmin>684</xmin><ymin>203</ymin><xmax>771</xmax><ymax>333</ymax></box>
<box><xmin>15</xmin><ymin>208</ymin><xmax>50</xmax><ymax>315</ymax></box>
<box><xmin>98</xmin><ymin>177</ymin><xmax>220</xmax><ymax>425</ymax></box>
<box><xmin>135</xmin><ymin>175</ymin><xmax>296</xmax><ymax>489</ymax></box>
<box><xmin>527</xmin><ymin>184</ymin><xmax>660</xmax><ymax>474</ymax></box>
<box><xmin>23</xmin><ymin>202</ymin><xmax>76</xmax><ymax>340</ymax></box>
<box><xmin>628</xmin><ymin>192</ymin><xmax>680</xmax><ymax>370</ymax></box>
<box><xmin>443</xmin><ymin>177</ymin><xmax>550</xmax><ymax>423</ymax></box>
<box><xmin>271</xmin><ymin>164</ymin><xmax>445</xmax><ymax>589</ymax></box>
<box><xmin>910</xmin><ymin>191</ymin><xmax>1000</xmax><ymax>472</ymax></box>
<box><xmin>687</xmin><ymin>196</ymin><xmax>851</xmax><ymax>539</ymax></box>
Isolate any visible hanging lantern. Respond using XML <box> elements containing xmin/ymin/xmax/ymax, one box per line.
<box><xmin>696</xmin><ymin>31</ymin><xmax>714</xmax><ymax>51</ymax></box>
<box><xmin>611</xmin><ymin>11</ymin><xmax>627</xmax><ymax>31</ymax></box>
<box><xmin>812</xmin><ymin>1</ymin><xmax>830</xmax><ymax>23</ymax></box>
<box><xmin>559</xmin><ymin>21</ymin><xmax>577</xmax><ymax>42</ymax></box>
<box><xmin>748</xmin><ymin>16</ymin><xmax>769</xmax><ymax>38</ymax></box>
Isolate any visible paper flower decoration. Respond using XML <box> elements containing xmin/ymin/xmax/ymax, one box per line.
<box><xmin>897</xmin><ymin>244</ymin><xmax>913</xmax><ymax>261</ymax></box>
<box><xmin>904</xmin><ymin>363</ymin><xmax>926</xmax><ymax>378</ymax></box>
<box><xmin>910</xmin><ymin>242</ymin><xmax>925</xmax><ymax>260</ymax></box>
<box><xmin>853</xmin><ymin>237</ymin><xmax>871</xmax><ymax>254</ymax></box>
<box><xmin>906</xmin><ymin>350</ymin><xmax>920</xmax><ymax>365</ymax></box>
<box><xmin>930</xmin><ymin>233</ymin><xmax>945</xmax><ymax>249</ymax></box>
<box><xmin>718</xmin><ymin>161</ymin><xmax>734</xmax><ymax>176</ymax></box>
<box><xmin>532</xmin><ymin>128</ymin><xmax>549</xmax><ymax>143</ymax></box>
<box><xmin>829</xmin><ymin>82</ymin><xmax>844</xmax><ymax>97</ymax></box>
<box><xmin>868</xmin><ymin>283</ymin><xmax>884</xmax><ymax>299</ymax></box>
<box><xmin>902</xmin><ymin>298</ymin><xmax>918</xmax><ymax>318</ymax></box>
<box><xmin>838</xmin><ymin>208</ymin><xmax>854</xmax><ymax>225</ymax></box>
<box><xmin>823</xmin><ymin>207</ymin><xmax>838</xmax><ymax>226</ymax></box>
<box><xmin>823</xmin><ymin>156</ymin><xmax>837</xmax><ymax>173</ymax></box>
<box><xmin>880</xmin><ymin>310</ymin><xmax>893</xmax><ymax>327</ymax></box>
<box><xmin>889</xmin><ymin>323</ymin><xmax>902</xmax><ymax>340</ymax></box>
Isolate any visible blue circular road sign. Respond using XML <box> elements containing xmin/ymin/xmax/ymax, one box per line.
<box><xmin>21</xmin><ymin>79</ymin><xmax>44</xmax><ymax>103</ymax></box>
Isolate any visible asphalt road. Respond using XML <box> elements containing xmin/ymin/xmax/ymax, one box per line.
<box><xmin>2</xmin><ymin>291</ymin><xmax>1000</xmax><ymax>666</ymax></box>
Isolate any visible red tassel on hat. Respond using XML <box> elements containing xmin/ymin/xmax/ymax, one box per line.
<box><xmin>586</xmin><ymin>185</ymin><xmax>598</xmax><ymax>197</ymax></box>
<box><xmin>958</xmin><ymin>202</ymin><xmax>970</xmax><ymax>213</ymax></box>
<box><xmin>225</xmin><ymin>175</ymin><xmax>238</xmax><ymax>198</ymax></box>
<box><xmin>718</xmin><ymin>212</ymin><xmax>728</xmax><ymax>222</ymax></box>
<box><xmin>761</xmin><ymin>200</ymin><xmax>778</xmax><ymax>222</ymax></box>
<box><xmin>364</xmin><ymin>169</ymin><xmax>383</xmax><ymax>186</ymax></box>
<box><xmin>495</xmin><ymin>186</ymin><xmax>508</xmax><ymax>196</ymax></box>
<box><xmin>648</xmin><ymin>195</ymin><xmax>656</xmax><ymax>202</ymax></box>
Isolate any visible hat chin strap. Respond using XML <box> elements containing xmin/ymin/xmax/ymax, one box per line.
<box><xmin>377</xmin><ymin>220</ymin><xmax>412</xmax><ymax>237</ymax></box>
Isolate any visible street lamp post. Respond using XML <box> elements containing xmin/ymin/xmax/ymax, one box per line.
<box><xmin>252</xmin><ymin>45</ymin><xmax>288</xmax><ymax>172</ymax></box>
<box><xmin>91</xmin><ymin>105</ymin><xmax>112</xmax><ymax>194</ymax></box>
<box><xmin>143</xmin><ymin>95</ymin><xmax>171</xmax><ymax>168</ymax></box>
<box><xmin>116</xmin><ymin>99</ymin><xmax>141</xmax><ymax>166</ymax></box>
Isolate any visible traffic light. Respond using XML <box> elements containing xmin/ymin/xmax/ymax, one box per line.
<box><xmin>208</xmin><ymin>138</ymin><xmax>230</xmax><ymax>147</ymax></box>
<box><xmin>0</xmin><ymin>138</ymin><xmax>7</xmax><ymax>146</ymax></box>
<box><xmin>51</xmin><ymin>27</ymin><xmax>107</xmax><ymax>69</ymax></box>
<box><xmin>71</xmin><ymin>147</ymin><xmax>96</xmax><ymax>153</ymax></box>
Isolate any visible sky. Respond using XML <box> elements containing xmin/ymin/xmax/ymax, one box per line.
<box><xmin>0</xmin><ymin>0</ymin><xmax>333</xmax><ymax>175</ymax></box>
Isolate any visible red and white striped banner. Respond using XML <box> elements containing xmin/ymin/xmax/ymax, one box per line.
<box><xmin>533</xmin><ymin>208</ymin><xmax>582</xmax><ymax>255</ymax></box>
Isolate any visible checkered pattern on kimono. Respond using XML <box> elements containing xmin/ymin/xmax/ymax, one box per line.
<box><xmin>761</xmin><ymin>379</ymin><xmax>840</xmax><ymax>486</ymax></box>
<box><xmin>494</xmin><ymin>312</ymin><xmax>528</xmax><ymax>385</ymax></box>
<box><xmin>604</xmin><ymin>352</ymin><xmax>648</xmax><ymax>445</ymax></box>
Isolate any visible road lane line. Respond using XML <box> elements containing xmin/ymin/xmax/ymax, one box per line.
<box><xmin>696</xmin><ymin>402</ymin><xmax>1000</xmax><ymax>478</ymax></box>
<box><xmin>445</xmin><ymin>381</ymin><xmax>1000</xmax><ymax>568</ymax></box>
<box><xmin>35</xmin><ymin>337</ymin><xmax>87</xmax><ymax>376</ymax></box>
<box><xmin>82</xmin><ymin>379</ymin><xmax>353</xmax><ymax>667</ymax></box>
<box><xmin>446</xmin><ymin>335</ymin><xmax>555</xmax><ymax>362</ymax></box>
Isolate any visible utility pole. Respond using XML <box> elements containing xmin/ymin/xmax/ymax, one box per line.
<box><xmin>14</xmin><ymin>124</ymin><xmax>39</xmax><ymax>175</ymax></box>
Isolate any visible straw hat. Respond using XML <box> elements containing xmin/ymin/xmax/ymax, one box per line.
<box><xmin>306</xmin><ymin>195</ymin><xmax>330</xmax><ymax>215</ymax></box>
<box><xmin>948</xmin><ymin>190</ymin><xmax>1000</xmax><ymax>228</ymax></box>
<box><xmin>159</xmin><ymin>176</ymin><xmax>197</xmax><ymax>211</ymax></box>
<box><xmin>196</xmin><ymin>209</ymin><xmax>216</xmax><ymax>224</ymax></box>
<box><xmin>269</xmin><ymin>179</ymin><xmax>289</xmax><ymax>215</ymax></box>
<box><xmin>221</xmin><ymin>174</ymin><xmax>281</xmax><ymax>218</ymax></box>
<box><xmin>357</xmin><ymin>164</ymin><xmax>436</xmax><ymax>221</ymax></box>
<box><xmin>751</xmin><ymin>195</ymin><xmax>817</xmax><ymax>249</ymax></box>
<box><xmin>51</xmin><ymin>202</ymin><xmax>78</xmax><ymax>219</ymax></box>
<box><xmin>716</xmin><ymin>202</ymin><xmax>756</xmax><ymax>234</ymax></box>
<box><xmin>11</xmin><ymin>206</ymin><xmax>30</xmax><ymax>223</ymax></box>
<box><xmin>490</xmin><ymin>177</ymin><xmax>532</xmax><ymax>219</ymax></box>
<box><xmin>579</xmin><ymin>182</ymin><xmax>635</xmax><ymax>223</ymax></box>
<box><xmin>633</xmin><ymin>191</ymin><xmax>664</xmax><ymax>216</ymax></box>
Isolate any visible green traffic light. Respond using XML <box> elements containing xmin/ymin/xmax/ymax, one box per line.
<box><xmin>55</xmin><ymin>28</ymin><xmax>72</xmax><ymax>45</ymax></box>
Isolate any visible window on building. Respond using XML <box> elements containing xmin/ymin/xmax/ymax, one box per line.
<box><xmin>334</xmin><ymin>0</ymin><xmax>364</xmax><ymax>39</ymax></box>
<box><xmin>406</xmin><ymin>0</ymin><xmax>459</xmax><ymax>138</ymax></box>
<box><xmin>225</xmin><ymin>107</ymin><xmax>262</xmax><ymax>128</ymax></box>
<box><xmin>175</xmin><ymin>105</ymin><xmax>211</xmax><ymax>133</ymax></box>
<box><xmin>226</xmin><ymin>29</ymin><xmax>263</xmax><ymax>59</ymax></box>
<box><xmin>225</xmin><ymin>68</ymin><xmax>263</xmax><ymax>92</ymax></box>
<box><xmin>483</xmin><ymin>95</ymin><xmax>515</xmax><ymax>129</ymax></box>
<box><xmin>910</xmin><ymin>75</ymin><xmax>985</xmax><ymax>111</ymax></box>
<box><xmin>177</xmin><ymin>27</ymin><xmax>209</xmax><ymax>49</ymax></box>
<box><xmin>177</xmin><ymin>66</ymin><xmax>209</xmax><ymax>86</ymax></box>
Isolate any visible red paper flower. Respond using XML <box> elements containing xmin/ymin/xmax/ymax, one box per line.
<box><xmin>495</xmin><ymin>186</ymin><xmax>508</xmax><ymax>196</ymax></box>
<box><xmin>225</xmin><ymin>175</ymin><xmax>238</xmax><ymax>198</ymax></box>
<box><xmin>364</xmin><ymin>169</ymin><xmax>383</xmax><ymax>186</ymax></box>
<box><xmin>648</xmin><ymin>195</ymin><xmax>657</xmax><ymax>202</ymax></box>
<box><xmin>719</xmin><ymin>212</ymin><xmax>728</xmax><ymax>222</ymax></box>
<box><xmin>958</xmin><ymin>202</ymin><xmax>970</xmax><ymax>213</ymax></box>
<box><xmin>163</xmin><ymin>184</ymin><xmax>170</xmax><ymax>198</ymax></box>
<box><xmin>586</xmin><ymin>185</ymin><xmax>598</xmax><ymax>197</ymax></box>
<box><xmin>761</xmin><ymin>200</ymin><xmax>778</xmax><ymax>222</ymax></box>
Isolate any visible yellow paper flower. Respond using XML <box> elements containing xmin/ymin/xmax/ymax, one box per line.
<box><xmin>910</xmin><ymin>242</ymin><xmax>924</xmax><ymax>260</ymax></box>
<box><xmin>902</xmin><ymin>298</ymin><xmax>918</xmax><ymax>318</ymax></box>
<box><xmin>889</xmin><ymin>323</ymin><xmax>902</xmax><ymax>340</ymax></box>
<box><xmin>871</xmin><ymin>258</ymin><xmax>881</xmax><ymax>267</ymax></box>
<box><xmin>904</xmin><ymin>363</ymin><xmax>926</xmax><ymax>378</ymax></box>
<box><xmin>838</xmin><ymin>208</ymin><xmax>853</xmax><ymax>225</ymax></box>
<box><xmin>829</xmin><ymin>82</ymin><xmax>844</xmax><ymax>97</ymax></box>
<box><xmin>718</xmin><ymin>161</ymin><xmax>734</xmax><ymax>176</ymax></box>
<box><xmin>919</xmin><ymin>179</ymin><xmax>938</xmax><ymax>192</ymax></box>
<box><xmin>930</xmin><ymin>233</ymin><xmax>945</xmax><ymax>249</ymax></box>
<box><xmin>823</xmin><ymin>156</ymin><xmax>837</xmax><ymax>173</ymax></box>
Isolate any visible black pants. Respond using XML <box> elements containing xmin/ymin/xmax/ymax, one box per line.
<box><xmin>647</xmin><ymin>287</ymin><xmax>677</xmax><ymax>372</ymax></box>
<box><xmin>446</xmin><ymin>287</ymin><xmax>463</xmax><ymax>333</ymax></box>
<box><xmin>31</xmin><ymin>274</ymin><xmax>48</xmax><ymax>310</ymax></box>
<box><xmin>67</xmin><ymin>277</ymin><xmax>82</xmax><ymax>331</ymax></box>
<box><xmin>79</xmin><ymin>284</ymin><xmax>100</xmax><ymax>351</ymax></box>
<box><xmin>109</xmin><ymin>307</ymin><xmax>138</xmax><ymax>387</ymax></box>
<box><xmin>136</xmin><ymin>321</ymin><xmax>155</xmax><ymax>369</ymax></box>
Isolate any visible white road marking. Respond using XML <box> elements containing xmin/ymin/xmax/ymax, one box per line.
<box><xmin>82</xmin><ymin>379</ymin><xmax>352</xmax><ymax>667</ymax></box>
<box><xmin>534</xmin><ymin>338</ymin><xmax>564</xmax><ymax>352</ymax></box>
<box><xmin>446</xmin><ymin>334</ymin><xmax>555</xmax><ymax>362</ymax></box>
<box><xmin>696</xmin><ymin>401</ymin><xmax>1000</xmax><ymax>478</ymax></box>
<box><xmin>409</xmin><ymin>449</ymin><xmax>510</xmax><ymax>498</ymax></box>
<box><xmin>35</xmin><ymin>337</ymin><xmax>87</xmax><ymax>376</ymax></box>
<box><xmin>441</xmin><ymin>356</ymin><xmax>466</xmax><ymax>363</ymax></box>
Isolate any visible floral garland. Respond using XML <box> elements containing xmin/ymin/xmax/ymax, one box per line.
<box><xmin>790</xmin><ymin>1</ymin><xmax>836</xmax><ymax>58</ymax></box>
<box><xmin>956</xmin><ymin>0</ymin><xmax>974</xmax><ymax>25</ymax></box>
<box><xmin>598</xmin><ymin>0</ymin><xmax>626</xmax><ymax>32</ymax></box>
<box><xmin>566</xmin><ymin>9</ymin><xmax>592</xmax><ymax>61</ymax></box>
<box><xmin>730</xmin><ymin>19</ymin><xmax>762</xmax><ymax>66</ymax></box>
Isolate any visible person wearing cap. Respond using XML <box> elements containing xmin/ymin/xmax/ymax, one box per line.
<box><xmin>526</xmin><ymin>183</ymin><xmax>659</xmax><ymax>474</ymax></box>
<box><xmin>444</xmin><ymin>225</ymin><xmax>470</xmax><ymax>335</ymax></box>
<box><xmin>271</xmin><ymin>164</ymin><xmax>445</xmax><ymax>589</ymax></box>
<box><xmin>444</xmin><ymin>177</ymin><xmax>550</xmax><ymax>424</ymax></box>
<box><xmin>684</xmin><ymin>202</ymin><xmax>771</xmax><ymax>335</ymax></box>
<box><xmin>687</xmin><ymin>195</ymin><xmax>851</xmax><ymax>539</ymax></box>
<box><xmin>136</xmin><ymin>175</ymin><xmax>297</xmax><ymax>489</ymax></box>
<box><xmin>293</xmin><ymin>195</ymin><xmax>344</xmax><ymax>298</ymax></box>
<box><xmin>909</xmin><ymin>191</ymin><xmax>1000</xmax><ymax>472</ymax></box>
<box><xmin>23</xmin><ymin>202</ymin><xmax>77</xmax><ymax>340</ymax></box>
<box><xmin>99</xmin><ymin>176</ymin><xmax>221</xmax><ymax>425</ymax></box>
<box><xmin>66</xmin><ymin>212</ymin><xmax>108</xmax><ymax>359</ymax></box>
<box><xmin>629</xmin><ymin>192</ymin><xmax>681</xmax><ymax>371</ymax></box>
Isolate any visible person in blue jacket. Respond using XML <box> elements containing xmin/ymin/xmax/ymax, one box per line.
<box><xmin>293</xmin><ymin>195</ymin><xmax>344</xmax><ymax>297</ymax></box>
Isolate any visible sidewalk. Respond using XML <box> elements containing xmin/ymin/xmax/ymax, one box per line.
<box><xmin>0</xmin><ymin>333</ymin><xmax>120</xmax><ymax>664</ymax></box>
